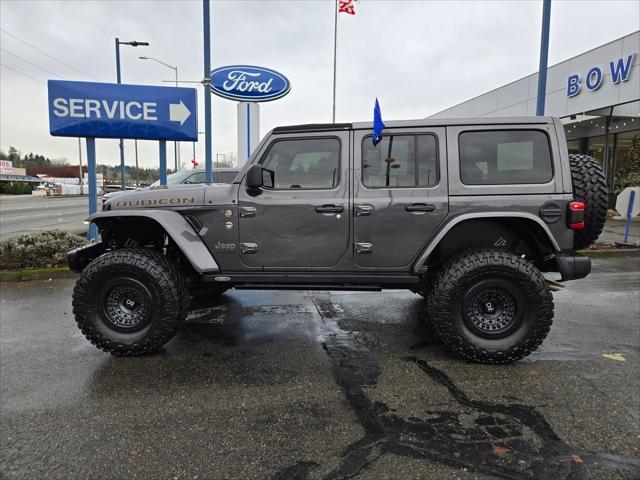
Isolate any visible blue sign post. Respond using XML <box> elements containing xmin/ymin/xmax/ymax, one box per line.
<box><xmin>47</xmin><ymin>80</ymin><xmax>198</xmax><ymax>239</ymax></box>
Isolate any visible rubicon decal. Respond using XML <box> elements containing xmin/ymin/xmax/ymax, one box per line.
<box><xmin>209</xmin><ymin>66</ymin><xmax>291</xmax><ymax>102</ymax></box>
<box><xmin>115</xmin><ymin>197</ymin><xmax>195</xmax><ymax>207</ymax></box>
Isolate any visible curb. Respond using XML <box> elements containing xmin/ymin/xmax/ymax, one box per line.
<box><xmin>578</xmin><ymin>248</ymin><xmax>640</xmax><ymax>258</ymax></box>
<box><xmin>0</xmin><ymin>268</ymin><xmax>77</xmax><ymax>283</ymax></box>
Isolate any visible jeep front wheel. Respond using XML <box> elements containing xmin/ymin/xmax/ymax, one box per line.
<box><xmin>426</xmin><ymin>249</ymin><xmax>553</xmax><ymax>364</ymax></box>
<box><xmin>72</xmin><ymin>249</ymin><xmax>188</xmax><ymax>356</ymax></box>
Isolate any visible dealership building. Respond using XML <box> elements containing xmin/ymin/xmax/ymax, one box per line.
<box><xmin>430</xmin><ymin>31</ymin><xmax>639</xmax><ymax>199</ymax></box>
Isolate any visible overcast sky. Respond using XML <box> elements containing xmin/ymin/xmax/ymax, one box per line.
<box><xmin>1</xmin><ymin>0</ymin><xmax>639</xmax><ymax>169</ymax></box>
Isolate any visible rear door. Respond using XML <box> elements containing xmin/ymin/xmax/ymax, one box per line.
<box><xmin>237</xmin><ymin>131</ymin><xmax>350</xmax><ymax>269</ymax></box>
<box><xmin>353</xmin><ymin>127</ymin><xmax>448</xmax><ymax>269</ymax></box>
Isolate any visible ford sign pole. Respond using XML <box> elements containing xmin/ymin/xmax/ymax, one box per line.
<box><xmin>203</xmin><ymin>0</ymin><xmax>213</xmax><ymax>183</ymax></box>
<box><xmin>536</xmin><ymin>0</ymin><xmax>551</xmax><ymax>116</ymax></box>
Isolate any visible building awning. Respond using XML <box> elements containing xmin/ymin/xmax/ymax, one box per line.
<box><xmin>0</xmin><ymin>174</ymin><xmax>46</xmax><ymax>183</ymax></box>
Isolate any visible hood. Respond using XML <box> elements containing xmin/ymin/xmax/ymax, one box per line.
<box><xmin>105</xmin><ymin>184</ymin><xmax>207</xmax><ymax>210</ymax></box>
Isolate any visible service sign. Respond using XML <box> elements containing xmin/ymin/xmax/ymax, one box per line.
<box><xmin>48</xmin><ymin>80</ymin><xmax>198</xmax><ymax>141</ymax></box>
<box><xmin>210</xmin><ymin>65</ymin><xmax>291</xmax><ymax>102</ymax></box>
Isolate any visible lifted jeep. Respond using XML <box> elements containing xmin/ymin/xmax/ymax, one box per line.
<box><xmin>69</xmin><ymin>117</ymin><xmax>607</xmax><ymax>364</ymax></box>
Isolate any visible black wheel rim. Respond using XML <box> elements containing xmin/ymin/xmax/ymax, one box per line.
<box><xmin>101</xmin><ymin>278</ymin><xmax>153</xmax><ymax>333</ymax></box>
<box><xmin>462</xmin><ymin>280</ymin><xmax>523</xmax><ymax>339</ymax></box>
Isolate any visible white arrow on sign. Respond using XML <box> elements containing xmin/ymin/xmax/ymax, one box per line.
<box><xmin>169</xmin><ymin>101</ymin><xmax>191</xmax><ymax>125</ymax></box>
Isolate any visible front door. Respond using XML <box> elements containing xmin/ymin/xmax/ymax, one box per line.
<box><xmin>353</xmin><ymin>127</ymin><xmax>448</xmax><ymax>269</ymax></box>
<box><xmin>238</xmin><ymin>131</ymin><xmax>350</xmax><ymax>269</ymax></box>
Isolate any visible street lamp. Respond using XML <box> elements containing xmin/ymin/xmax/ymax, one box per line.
<box><xmin>115</xmin><ymin>38</ymin><xmax>149</xmax><ymax>190</ymax></box>
<box><xmin>139</xmin><ymin>56</ymin><xmax>180</xmax><ymax>171</ymax></box>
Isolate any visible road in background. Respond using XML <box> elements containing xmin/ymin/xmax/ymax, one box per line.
<box><xmin>1</xmin><ymin>257</ymin><xmax>638</xmax><ymax>479</ymax></box>
<box><xmin>0</xmin><ymin>195</ymin><xmax>90</xmax><ymax>240</ymax></box>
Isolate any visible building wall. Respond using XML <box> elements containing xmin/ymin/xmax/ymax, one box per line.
<box><xmin>430</xmin><ymin>31</ymin><xmax>639</xmax><ymax>119</ymax></box>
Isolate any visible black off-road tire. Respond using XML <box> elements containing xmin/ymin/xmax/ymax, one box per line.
<box><xmin>569</xmin><ymin>154</ymin><xmax>608</xmax><ymax>250</ymax></box>
<box><xmin>72</xmin><ymin>248</ymin><xmax>189</xmax><ymax>356</ymax></box>
<box><xmin>426</xmin><ymin>249</ymin><xmax>553</xmax><ymax>364</ymax></box>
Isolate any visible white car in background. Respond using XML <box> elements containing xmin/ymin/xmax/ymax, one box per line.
<box><xmin>101</xmin><ymin>168</ymin><xmax>240</xmax><ymax>205</ymax></box>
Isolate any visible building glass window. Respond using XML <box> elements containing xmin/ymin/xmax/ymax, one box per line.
<box><xmin>613</xmin><ymin>129</ymin><xmax>640</xmax><ymax>193</ymax></box>
<box><xmin>566</xmin><ymin>139</ymin><xmax>580</xmax><ymax>155</ymax></box>
<box><xmin>587</xmin><ymin>136</ymin><xmax>606</xmax><ymax>166</ymax></box>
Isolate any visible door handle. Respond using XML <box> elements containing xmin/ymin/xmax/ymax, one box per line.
<box><xmin>405</xmin><ymin>203</ymin><xmax>435</xmax><ymax>213</ymax></box>
<box><xmin>315</xmin><ymin>205</ymin><xmax>344</xmax><ymax>214</ymax></box>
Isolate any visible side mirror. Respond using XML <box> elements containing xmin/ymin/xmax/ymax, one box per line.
<box><xmin>246</xmin><ymin>165</ymin><xmax>263</xmax><ymax>189</ymax></box>
<box><xmin>246</xmin><ymin>165</ymin><xmax>275</xmax><ymax>191</ymax></box>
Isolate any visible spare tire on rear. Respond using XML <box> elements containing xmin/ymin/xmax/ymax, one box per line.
<box><xmin>569</xmin><ymin>154</ymin><xmax>608</xmax><ymax>250</ymax></box>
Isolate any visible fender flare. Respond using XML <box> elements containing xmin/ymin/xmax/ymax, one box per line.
<box><xmin>87</xmin><ymin>209</ymin><xmax>219</xmax><ymax>273</ymax></box>
<box><xmin>412</xmin><ymin>212</ymin><xmax>561</xmax><ymax>273</ymax></box>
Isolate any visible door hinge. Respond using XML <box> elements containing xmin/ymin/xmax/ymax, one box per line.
<box><xmin>355</xmin><ymin>205</ymin><xmax>373</xmax><ymax>217</ymax></box>
<box><xmin>239</xmin><ymin>207</ymin><xmax>257</xmax><ymax>218</ymax></box>
<box><xmin>355</xmin><ymin>242</ymin><xmax>373</xmax><ymax>254</ymax></box>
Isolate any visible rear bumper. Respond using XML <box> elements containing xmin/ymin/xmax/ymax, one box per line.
<box><xmin>555</xmin><ymin>254</ymin><xmax>591</xmax><ymax>281</ymax></box>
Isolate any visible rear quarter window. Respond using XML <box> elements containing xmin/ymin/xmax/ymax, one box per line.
<box><xmin>459</xmin><ymin>130</ymin><xmax>553</xmax><ymax>185</ymax></box>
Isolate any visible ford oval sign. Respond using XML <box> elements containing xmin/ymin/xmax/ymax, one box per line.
<box><xmin>209</xmin><ymin>65</ymin><xmax>291</xmax><ymax>102</ymax></box>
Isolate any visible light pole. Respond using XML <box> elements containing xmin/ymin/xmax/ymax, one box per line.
<box><xmin>536</xmin><ymin>0</ymin><xmax>551</xmax><ymax>116</ymax></box>
<box><xmin>139</xmin><ymin>56</ymin><xmax>180</xmax><ymax>171</ymax></box>
<box><xmin>115</xmin><ymin>38</ymin><xmax>149</xmax><ymax>190</ymax></box>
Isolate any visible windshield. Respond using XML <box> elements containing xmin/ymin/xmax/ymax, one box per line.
<box><xmin>150</xmin><ymin>171</ymin><xmax>188</xmax><ymax>187</ymax></box>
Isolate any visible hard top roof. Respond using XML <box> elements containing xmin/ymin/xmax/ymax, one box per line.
<box><xmin>271</xmin><ymin>117</ymin><xmax>556</xmax><ymax>134</ymax></box>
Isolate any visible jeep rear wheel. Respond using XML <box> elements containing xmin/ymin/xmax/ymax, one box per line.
<box><xmin>426</xmin><ymin>249</ymin><xmax>553</xmax><ymax>364</ymax></box>
<box><xmin>569</xmin><ymin>154</ymin><xmax>608</xmax><ymax>250</ymax></box>
<box><xmin>72</xmin><ymin>249</ymin><xmax>188</xmax><ymax>356</ymax></box>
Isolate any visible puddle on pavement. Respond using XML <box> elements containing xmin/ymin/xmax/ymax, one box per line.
<box><xmin>276</xmin><ymin>293</ymin><xmax>640</xmax><ymax>480</ymax></box>
<box><xmin>183</xmin><ymin>293</ymin><xmax>640</xmax><ymax>479</ymax></box>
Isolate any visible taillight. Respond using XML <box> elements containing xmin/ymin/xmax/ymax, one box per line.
<box><xmin>568</xmin><ymin>201</ymin><xmax>585</xmax><ymax>229</ymax></box>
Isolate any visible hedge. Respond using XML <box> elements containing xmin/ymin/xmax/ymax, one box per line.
<box><xmin>0</xmin><ymin>183</ymin><xmax>33</xmax><ymax>195</ymax></box>
<box><xmin>0</xmin><ymin>231</ymin><xmax>88</xmax><ymax>270</ymax></box>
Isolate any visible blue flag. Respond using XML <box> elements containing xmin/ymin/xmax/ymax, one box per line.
<box><xmin>373</xmin><ymin>98</ymin><xmax>385</xmax><ymax>146</ymax></box>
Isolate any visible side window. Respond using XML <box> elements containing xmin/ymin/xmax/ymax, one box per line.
<box><xmin>260</xmin><ymin>138</ymin><xmax>340</xmax><ymax>189</ymax></box>
<box><xmin>459</xmin><ymin>130</ymin><xmax>553</xmax><ymax>185</ymax></box>
<box><xmin>362</xmin><ymin>134</ymin><xmax>438</xmax><ymax>188</ymax></box>
<box><xmin>215</xmin><ymin>172</ymin><xmax>235</xmax><ymax>183</ymax></box>
<box><xmin>184</xmin><ymin>172</ymin><xmax>205</xmax><ymax>184</ymax></box>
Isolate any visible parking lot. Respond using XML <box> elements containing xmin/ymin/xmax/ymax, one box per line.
<box><xmin>1</xmin><ymin>256</ymin><xmax>639</xmax><ymax>480</ymax></box>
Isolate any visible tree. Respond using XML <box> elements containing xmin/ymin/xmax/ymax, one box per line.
<box><xmin>7</xmin><ymin>146</ymin><xmax>20</xmax><ymax>165</ymax></box>
<box><xmin>50</xmin><ymin>157</ymin><xmax>69</xmax><ymax>166</ymax></box>
<box><xmin>615</xmin><ymin>134</ymin><xmax>640</xmax><ymax>194</ymax></box>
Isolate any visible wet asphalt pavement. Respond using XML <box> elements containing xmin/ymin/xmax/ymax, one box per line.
<box><xmin>1</xmin><ymin>257</ymin><xmax>639</xmax><ymax>480</ymax></box>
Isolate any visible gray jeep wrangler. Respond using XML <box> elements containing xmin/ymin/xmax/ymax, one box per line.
<box><xmin>68</xmin><ymin>117</ymin><xmax>608</xmax><ymax>364</ymax></box>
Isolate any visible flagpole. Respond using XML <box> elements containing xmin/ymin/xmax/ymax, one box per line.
<box><xmin>332</xmin><ymin>0</ymin><xmax>338</xmax><ymax>123</ymax></box>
